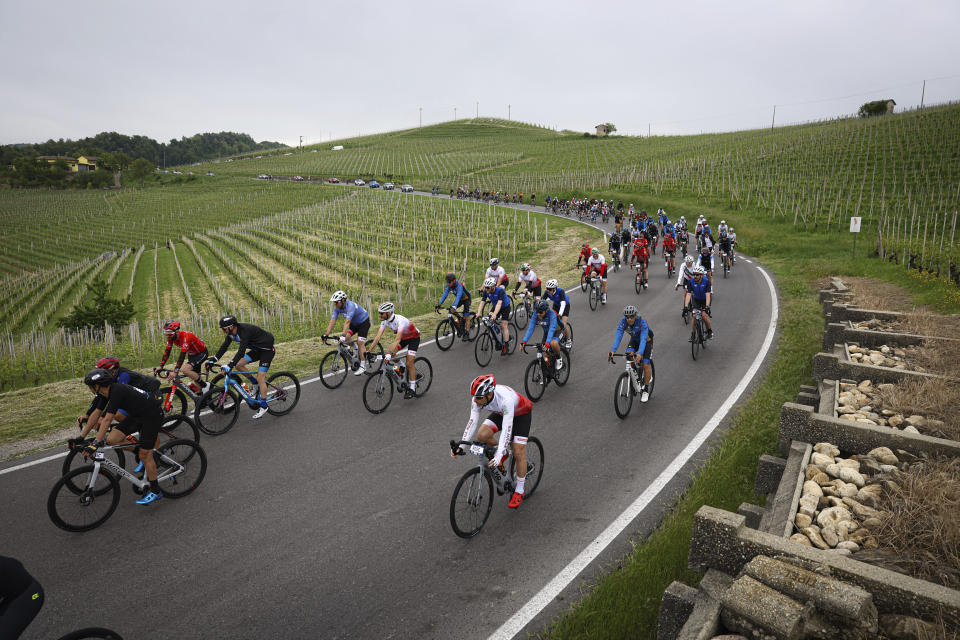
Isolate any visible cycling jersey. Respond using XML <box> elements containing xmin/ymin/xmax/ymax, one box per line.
<box><xmin>485</xmin><ymin>266</ymin><xmax>508</xmax><ymax>286</ymax></box>
<box><xmin>159</xmin><ymin>330</ymin><xmax>207</xmax><ymax>370</ymax></box>
<box><xmin>728</xmin><ymin>232</ymin><xmax>737</xmax><ymax>245</ymax></box>
<box><xmin>86</xmin><ymin>367</ymin><xmax>159</xmax><ymax>417</ymax></box>
<box><xmin>544</xmin><ymin>287</ymin><xmax>570</xmax><ymax>316</ymax></box>
<box><xmin>438</xmin><ymin>281</ymin><xmax>470</xmax><ymax>308</ymax></box>
<box><xmin>676</xmin><ymin>264</ymin><xmax>696</xmax><ymax>287</ymax></box>
<box><xmin>215</xmin><ymin>323</ymin><xmax>276</xmax><ymax>368</ymax></box>
<box><xmin>662</xmin><ymin>237</ymin><xmax>677</xmax><ymax>254</ymax></box>
<box><xmin>689</xmin><ymin>277</ymin><xmax>712</xmax><ymax>301</ymax></box>
<box><xmin>717</xmin><ymin>223</ymin><xmax>728</xmax><ymax>235</ymax></box>
<box><xmin>611</xmin><ymin>317</ymin><xmax>653</xmax><ymax>354</ymax></box>
<box><xmin>481</xmin><ymin>285</ymin><xmax>511</xmax><ymax>310</ymax></box>
<box><xmin>100</xmin><ymin>383</ymin><xmax>162</xmax><ymax>419</ymax></box>
<box><xmin>634</xmin><ymin>246</ymin><xmax>650</xmax><ymax>262</ymax></box>
<box><xmin>380</xmin><ymin>313</ymin><xmax>420</xmax><ymax>340</ymax></box>
<box><xmin>332</xmin><ymin>300</ymin><xmax>370</xmax><ymax>326</ymax></box>
<box><xmin>718</xmin><ymin>238</ymin><xmax>732</xmax><ymax>254</ymax></box>
<box><xmin>577</xmin><ymin>247</ymin><xmax>592</xmax><ymax>263</ymax></box>
<box><xmin>587</xmin><ymin>254</ymin><xmax>607</xmax><ymax>276</ymax></box>
<box><xmin>697</xmin><ymin>253</ymin><xmax>714</xmax><ymax>272</ymax></box>
<box><xmin>522</xmin><ymin>308</ymin><xmax>559</xmax><ymax>344</ymax></box>
<box><xmin>461</xmin><ymin>385</ymin><xmax>533</xmax><ymax>464</ymax></box>
<box><xmin>517</xmin><ymin>270</ymin><xmax>541</xmax><ymax>289</ymax></box>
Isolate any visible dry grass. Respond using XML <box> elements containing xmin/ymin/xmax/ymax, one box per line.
<box><xmin>896</xmin><ymin>310</ymin><xmax>960</xmax><ymax>338</ymax></box>
<box><xmin>907</xmin><ymin>338</ymin><xmax>960</xmax><ymax>378</ymax></box>
<box><xmin>873</xmin><ymin>457</ymin><xmax>960</xmax><ymax>591</ymax></box>
<box><xmin>874</xmin><ymin>378</ymin><xmax>960</xmax><ymax>441</ymax></box>
<box><xmin>844</xmin><ymin>276</ymin><xmax>918</xmax><ymax>311</ymax></box>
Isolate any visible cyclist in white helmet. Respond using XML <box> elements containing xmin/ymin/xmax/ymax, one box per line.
<box><xmin>485</xmin><ymin>258</ymin><xmax>508</xmax><ymax>289</ymax></box>
<box><xmin>323</xmin><ymin>291</ymin><xmax>372</xmax><ymax>375</ymax></box>
<box><xmin>476</xmin><ymin>277</ymin><xmax>513</xmax><ymax>356</ymax></box>
<box><xmin>367</xmin><ymin>302</ymin><xmax>420</xmax><ymax>398</ymax></box>
<box><xmin>675</xmin><ymin>254</ymin><xmax>697</xmax><ymax>321</ymax></box>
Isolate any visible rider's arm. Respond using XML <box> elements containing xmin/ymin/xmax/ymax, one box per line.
<box><xmin>368</xmin><ymin>325</ymin><xmax>386</xmax><ymax>350</ymax></box>
<box><xmin>545</xmin><ymin>312</ymin><xmax>558</xmax><ymax>343</ymax></box>
<box><xmin>228</xmin><ymin>331</ymin><xmax>250</xmax><ymax>368</ymax></box>
<box><xmin>438</xmin><ymin>284</ymin><xmax>451</xmax><ymax>306</ymax></box>
<box><xmin>452</xmin><ymin>283</ymin><xmax>465</xmax><ymax>307</ymax></box>
<box><xmin>522</xmin><ymin>319</ymin><xmax>537</xmax><ymax>344</ymax></box>
<box><xmin>158</xmin><ymin>340</ymin><xmax>173</xmax><ymax>368</ymax></box>
<box><xmin>676</xmin><ymin>266</ymin><xmax>688</xmax><ymax>287</ymax></box>
<box><xmin>636</xmin><ymin>322</ymin><xmax>650</xmax><ymax>355</ymax></box>
<box><xmin>174</xmin><ymin>349</ymin><xmax>187</xmax><ymax>370</ymax></box>
<box><xmin>610</xmin><ymin>320</ymin><xmax>626</xmax><ymax>353</ymax></box>
<box><xmin>213</xmin><ymin>336</ymin><xmax>231</xmax><ymax>361</ymax></box>
<box><xmin>459</xmin><ymin>402</ymin><xmax>482</xmax><ymax>446</ymax></box>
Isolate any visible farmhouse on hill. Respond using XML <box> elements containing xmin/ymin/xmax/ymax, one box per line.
<box><xmin>595</xmin><ymin>124</ymin><xmax>611</xmax><ymax>136</ymax></box>
<box><xmin>36</xmin><ymin>155</ymin><xmax>99</xmax><ymax>172</ymax></box>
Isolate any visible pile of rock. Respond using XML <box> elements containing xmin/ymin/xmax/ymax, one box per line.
<box><xmin>790</xmin><ymin>442</ymin><xmax>901</xmax><ymax>554</ymax></box>
<box><xmin>845</xmin><ymin>343</ymin><xmax>924</xmax><ymax>372</ymax></box>
<box><xmin>835</xmin><ymin>380</ymin><xmax>949</xmax><ymax>437</ymax></box>
<box><xmin>851</xmin><ymin>318</ymin><xmax>894</xmax><ymax>332</ymax></box>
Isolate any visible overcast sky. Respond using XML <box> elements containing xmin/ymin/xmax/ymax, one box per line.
<box><xmin>2</xmin><ymin>0</ymin><xmax>959</xmax><ymax>146</ymax></box>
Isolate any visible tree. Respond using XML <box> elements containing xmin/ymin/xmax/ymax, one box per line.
<box><xmin>603</xmin><ymin>123</ymin><xmax>617</xmax><ymax>134</ymax></box>
<box><xmin>128</xmin><ymin>158</ymin><xmax>154</xmax><ymax>185</ymax></box>
<box><xmin>57</xmin><ymin>276</ymin><xmax>135</xmax><ymax>331</ymax></box>
<box><xmin>858</xmin><ymin>101</ymin><xmax>889</xmax><ymax>118</ymax></box>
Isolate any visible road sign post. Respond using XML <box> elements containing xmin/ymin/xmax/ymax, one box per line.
<box><xmin>850</xmin><ymin>217</ymin><xmax>861</xmax><ymax>259</ymax></box>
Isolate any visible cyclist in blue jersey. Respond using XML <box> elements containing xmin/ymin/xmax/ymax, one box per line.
<box><xmin>520</xmin><ymin>300</ymin><xmax>564</xmax><ymax>371</ymax></box>
<box><xmin>476</xmin><ymin>277</ymin><xmax>512</xmax><ymax>356</ymax></box>
<box><xmin>658</xmin><ymin>208</ymin><xmax>668</xmax><ymax>227</ymax></box>
<box><xmin>607</xmin><ymin>305</ymin><xmax>655</xmax><ymax>402</ymax></box>
<box><xmin>435</xmin><ymin>272</ymin><xmax>473</xmax><ymax>339</ymax></box>
<box><xmin>543</xmin><ymin>279</ymin><xmax>572</xmax><ymax>347</ymax></box>
<box><xmin>323</xmin><ymin>290</ymin><xmax>372</xmax><ymax>375</ymax></box>
<box><xmin>688</xmin><ymin>266</ymin><xmax>714</xmax><ymax>340</ymax></box>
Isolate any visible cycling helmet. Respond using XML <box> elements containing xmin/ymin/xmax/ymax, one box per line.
<box><xmin>378</xmin><ymin>301</ymin><xmax>395</xmax><ymax>314</ymax></box>
<box><xmin>534</xmin><ymin>300</ymin><xmax>550</xmax><ymax>314</ymax></box>
<box><xmin>545</xmin><ymin>279</ymin><xmax>559</xmax><ymax>289</ymax></box>
<box><xmin>162</xmin><ymin>320</ymin><xmax>180</xmax><ymax>336</ymax></box>
<box><xmin>95</xmin><ymin>356</ymin><xmax>120</xmax><ymax>371</ymax></box>
<box><xmin>84</xmin><ymin>367</ymin><xmax>113</xmax><ymax>387</ymax></box>
<box><xmin>680</xmin><ymin>216</ymin><xmax>686</xmax><ymax>221</ymax></box>
<box><xmin>623</xmin><ymin>305</ymin><xmax>637</xmax><ymax>317</ymax></box>
<box><xmin>219</xmin><ymin>315</ymin><xmax>237</xmax><ymax>329</ymax></box>
<box><xmin>591</xmin><ymin>248</ymin><xmax>599</xmax><ymax>255</ymax></box>
<box><xmin>729</xmin><ymin>227</ymin><xmax>734</xmax><ymax>232</ymax></box>
<box><xmin>581</xmin><ymin>243</ymin><xmax>589</xmax><ymax>250</ymax></box>
<box><xmin>685</xmin><ymin>255</ymin><xmax>694</xmax><ymax>265</ymax></box>
<box><xmin>329</xmin><ymin>290</ymin><xmax>347</xmax><ymax>303</ymax></box>
<box><xmin>489</xmin><ymin>258</ymin><xmax>499</xmax><ymax>266</ymax></box>
<box><xmin>658</xmin><ymin>208</ymin><xmax>664</xmax><ymax>213</ymax></box>
<box><xmin>701</xmin><ymin>246</ymin><xmax>710</xmax><ymax>254</ymax></box>
<box><xmin>483</xmin><ymin>277</ymin><xmax>497</xmax><ymax>288</ymax></box>
<box><xmin>520</xmin><ymin>263</ymin><xmax>530</xmax><ymax>271</ymax></box>
<box><xmin>721</xmin><ymin>220</ymin><xmax>726</xmax><ymax>224</ymax></box>
<box><xmin>445</xmin><ymin>273</ymin><xmax>456</xmax><ymax>283</ymax></box>
<box><xmin>692</xmin><ymin>265</ymin><xmax>706</xmax><ymax>275</ymax></box>
<box><xmin>470</xmin><ymin>374</ymin><xmax>496</xmax><ymax>398</ymax></box>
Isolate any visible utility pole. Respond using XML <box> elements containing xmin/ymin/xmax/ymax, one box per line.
<box><xmin>508</xmin><ymin>104</ymin><xmax>511</xmax><ymax>120</ymax></box>
<box><xmin>648</xmin><ymin>123</ymin><xmax>651</xmax><ymax>137</ymax></box>
<box><xmin>920</xmin><ymin>79</ymin><xmax>926</xmax><ymax>109</ymax></box>
<box><xmin>454</xmin><ymin>107</ymin><xmax>457</xmax><ymax>121</ymax></box>
<box><xmin>299</xmin><ymin>135</ymin><xmax>303</xmax><ymax>153</ymax></box>
<box><xmin>476</xmin><ymin>101</ymin><xmax>479</xmax><ymax>118</ymax></box>
<box><xmin>771</xmin><ymin>105</ymin><xmax>776</xmax><ymax>129</ymax></box>
<box><xmin>419</xmin><ymin>107</ymin><xmax>422</xmax><ymax>128</ymax></box>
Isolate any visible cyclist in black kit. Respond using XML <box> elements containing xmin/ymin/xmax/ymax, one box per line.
<box><xmin>0</xmin><ymin>556</ymin><xmax>44</xmax><ymax>640</ymax></box>
<box><xmin>209</xmin><ymin>315</ymin><xmax>276</xmax><ymax>419</ymax></box>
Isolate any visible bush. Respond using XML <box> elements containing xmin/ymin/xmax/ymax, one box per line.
<box><xmin>57</xmin><ymin>277</ymin><xmax>135</xmax><ymax>331</ymax></box>
<box><xmin>858</xmin><ymin>100</ymin><xmax>891</xmax><ymax>118</ymax></box>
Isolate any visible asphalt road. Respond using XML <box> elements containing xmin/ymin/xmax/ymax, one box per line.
<box><xmin>1</xmin><ymin>200</ymin><xmax>777</xmax><ymax>640</ymax></box>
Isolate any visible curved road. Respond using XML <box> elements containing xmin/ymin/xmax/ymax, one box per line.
<box><xmin>1</xmin><ymin>199</ymin><xmax>777</xmax><ymax>640</ymax></box>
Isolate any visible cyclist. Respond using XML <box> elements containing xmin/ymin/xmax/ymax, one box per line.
<box><xmin>324</xmin><ymin>291</ymin><xmax>372</xmax><ymax>375</ymax></box>
<box><xmin>476</xmin><ymin>277</ymin><xmax>513</xmax><ymax>356</ymax></box>
<box><xmin>658</xmin><ymin>208</ymin><xmax>668</xmax><ymax>227</ymax></box>
<box><xmin>0</xmin><ymin>556</ymin><xmax>44</xmax><ymax>639</ymax></box>
<box><xmin>675</xmin><ymin>254</ymin><xmax>697</xmax><ymax>320</ymax></box>
<box><xmin>435</xmin><ymin>273</ymin><xmax>473</xmax><ymax>340</ymax></box>
<box><xmin>677</xmin><ymin>227</ymin><xmax>690</xmax><ymax>256</ymax></box>
<box><xmin>662</xmin><ymin>232</ymin><xmax>677</xmax><ymax>273</ymax></box>
<box><xmin>717</xmin><ymin>231</ymin><xmax>734</xmax><ymax>271</ymax></box>
<box><xmin>633</xmin><ymin>237</ymin><xmax>650</xmax><ymax>287</ymax></box>
<box><xmin>210</xmin><ymin>315</ymin><xmax>275</xmax><ymax>419</ymax></box>
<box><xmin>688</xmin><ymin>266</ymin><xmax>714</xmax><ymax>340</ymax></box>
<box><xmin>576</xmin><ymin>243</ymin><xmax>592</xmax><ymax>267</ymax></box>
<box><xmin>697</xmin><ymin>245</ymin><xmax>714</xmax><ymax>281</ymax></box>
<box><xmin>677</xmin><ymin>216</ymin><xmax>687</xmax><ymax>232</ymax></box>
<box><xmin>367</xmin><ymin>302</ymin><xmax>420</xmax><ymax>399</ymax></box>
<box><xmin>646</xmin><ymin>219</ymin><xmax>659</xmax><ymax>255</ymax></box>
<box><xmin>485</xmin><ymin>258</ymin><xmax>509</xmax><ymax>289</ymax></box>
<box><xmin>543</xmin><ymin>279</ymin><xmax>572</xmax><ymax>348</ymax></box>
<box><xmin>81</xmin><ymin>367</ymin><xmax>165</xmax><ymax>504</ymax></box>
<box><xmin>717</xmin><ymin>219</ymin><xmax>729</xmax><ymax>236</ymax></box>
<box><xmin>614</xmin><ymin>208</ymin><xmax>624</xmax><ymax>233</ymax></box>
<box><xmin>153</xmin><ymin>320</ymin><xmax>209</xmax><ymax>394</ymax></box>
<box><xmin>514</xmin><ymin>263</ymin><xmax>542</xmax><ymax>300</ymax></box>
<box><xmin>607</xmin><ymin>305</ymin><xmax>654</xmax><ymax>403</ymax></box>
<box><xmin>520</xmin><ymin>300</ymin><xmax>563</xmax><ymax>371</ymax></box>
<box><xmin>608</xmin><ymin>232</ymin><xmax>622</xmax><ymax>266</ymax></box>
<box><xmin>585</xmin><ymin>248</ymin><xmax>608</xmax><ymax>304</ymax></box>
<box><xmin>79</xmin><ymin>356</ymin><xmax>161</xmax><ymax>437</ymax></box>
<box><xmin>728</xmin><ymin>227</ymin><xmax>738</xmax><ymax>263</ymax></box>
<box><xmin>452</xmin><ymin>374</ymin><xmax>533</xmax><ymax>509</ymax></box>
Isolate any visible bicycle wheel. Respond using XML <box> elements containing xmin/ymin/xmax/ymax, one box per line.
<box><xmin>161</xmin><ymin>413</ymin><xmax>200</xmax><ymax>443</ymax></box>
<box><xmin>723</xmin><ymin>259</ymin><xmax>728</xmax><ymax>278</ymax></box>
<box><xmin>561</xmin><ymin>321</ymin><xmax>574</xmax><ymax>349</ymax></box>
<box><xmin>555</xmin><ymin>347</ymin><xmax>571</xmax><ymax>386</ymax></box>
<box><xmin>435</xmin><ymin>318</ymin><xmax>455</xmax><ymax>351</ymax></box>
<box><xmin>48</xmin><ymin>465</ymin><xmax>120</xmax><ymax>532</ymax></box>
<box><xmin>516</xmin><ymin>436</ymin><xmax>545</xmax><ymax>497</ymax></box>
<box><xmin>691</xmin><ymin>321</ymin><xmax>701</xmax><ymax>361</ymax></box>
<box><xmin>195</xmin><ymin>385</ymin><xmax>240</xmax><ymax>435</ymax></box>
<box><xmin>613</xmin><ymin>371</ymin><xmax>634</xmax><ymax>419</ymax></box>
<box><xmin>55</xmin><ymin>628</ymin><xmax>124</xmax><ymax>640</ymax></box>
<box><xmin>155</xmin><ymin>439</ymin><xmax>207</xmax><ymax>498</ymax></box>
<box><xmin>614</xmin><ymin>258</ymin><xmax>620</xmax><ymax>273</ymax></box>
<box><xmin>475</xmin><ymin>332</ymin><xmax>494</xmax><ymax>367</ymax></box>
<box><xmin>413</xmin><ymin>357</ymin><xmax>433</xmax><ymax>396</ymax></box>
<box><xmin>362</xmin><ymin>371</ymin><xmax>394</xmax><ymax>414</ymax></box>
<box><xmin>465</xmin><ymin>315</ymin><xmax>480</xmax><ymax>342</ymax></box>
<box><xmin>450</xmin><ymin>466</ymin><xmax>494</xmax><ymax>538</ymax></box>
<box><xmin>506</xmin><ymin>322</ymin><xmax>519</xmax><ymax>354</ymax></box>
<box><xmin>523</xmin><ymin>360</ymin><xmax>546</xmax><ymax>402</ymax></box>
<box><xmin>635</xmin><ymin>272</ymin><xmax>642</xmax><ymax>294</ymax></box>
<box><xmin>159</xmin><ymin>387</ymin><xmax>188</xmax><ymax>417</ymax></box>
<box><xmin>62</xmin><ymin>446</ymin><xmax>126</xmax><ymax>492</ymax></box>
<box><xmin>593</xmin><ymin>284</ymin><xmax>603</xmax><ymax>309</ymax></box>
<box><xmin>588</xmin><ymin>284</ymin><xmax>598</xmax><ymax>310</ymax></box>
<box><xmin>647</xmin><ymin>360</ymin><xmax>656</xmax><ymax>398</ymax></box>
<box><xmin>514</xmin><ymin>300</ymin><xmax>529</xmax><ymax>330</ymax></box>
<box><xmin>580</xmin><ymin>273</ymin><xmax>588</xmax><ymax>292</ymax></box>
<box><xmin>265</xmin><ymin>371</ymin><xmax>300</xmax><ymax>415</ymax></box>
<box><xmin>319</xmin><ymin>350</ymin><xmax>349</xmax><ymax>389</ymax></box>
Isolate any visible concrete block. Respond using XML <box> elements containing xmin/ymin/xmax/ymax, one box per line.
<box><xmin>736</xmin><ymin>503</ymin><xmax>765</xmax><ymax>530</ymax></box>
<box><xmin>796</xmin><ymin>391</ymin><xmax>818</xmax><ymax>407</ymax></box>
<box><xmin>777</xmin><ymin>403</ymin><xmax>813</xmax><ymax>457</ymax></box>
<box><xmin>817</xmin><ymin>379</ymin><xmax>837</xmax><ymax>415</ymax></box>
<box><xmin>720</xmin><ymin>575</ymin><xmax>807</xmax><ymax>640</ymax></box>
<box><xmin>657</xmin><ymin>581</ymin><xmax>700</xmax><ymax>640</ymax></box>
<box><xmin>759</xmin><ymin>442</ymin><xmax>811</xmax><ymax>537</ymax></box>
<box><xmin>675</xmin><ymin>573</ymin><xmax>731</xmax><ymax>640</ymax></box>
<box><xmin>754</xmin><ymin>454</ymin><xmax>787</xmax><ymax>494</ymax></box>
<box><xmin>798</xmin><ymin>384</ymin><xmax>818</xmax><ymax>395</ymax></box>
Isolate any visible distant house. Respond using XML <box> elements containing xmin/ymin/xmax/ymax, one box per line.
<box><xmin>884</xmin><ymin>99</ymin><xmax>896</xmax><ymax>114</ymax></box>
<box><xmin>36</xmin><ymin>155</ymin><xmax>99</xmax><ymax>172</ymax></box>
<box><xmin>595</xmin><ymin>124</ymin><xmax>611</xmax><ymax>137</ymax></box>
<box><xmin>331</xmin><ymin>145</ymin><xmax>344</xmax><ymax>151</ymax></box>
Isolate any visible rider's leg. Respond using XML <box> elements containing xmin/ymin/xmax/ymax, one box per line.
<box><xmin>356</xmin><ymin>336</ymin><xmax>366</xmax><ymax>361</ymax></box>
<box><xmin>406</xmin><ymin>351</ymin><xmax>416</xmax><ymax>386</ymax></box>
<box><xmin>513</xmin><ymin>441</ymin><xmax>527</xmax><ymax>480</ymax></box>
<box><xmin>549</xmin><ymin>338</ymin><xmax>561</xmax><ymax>358</ymax></box>
<box><xmin>500</xmin><ymin>318</ymin><xmax>510</xmax><ymax>344</ymax></box>
<box><xmin>181</xmin><ymin>362</ymin><xmax>200</xmax><ymax>384</ymax></box>
<box><xmin>256</xmin><ymin>368</ymin><xmax>268</xmax><ymax>401</ymax></box>
<box><xmin>477</xmin><ymin>423</ymin><xmax>497</xmax><ymax>447</ymax></box>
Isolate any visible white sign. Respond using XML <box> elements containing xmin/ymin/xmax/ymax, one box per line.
<box><xmin>849</xmin><ymin>217</ymin><xmax>861</xmax><ymax>233</ymax></box>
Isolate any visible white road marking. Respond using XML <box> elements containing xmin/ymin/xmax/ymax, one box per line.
<box><xmin>488</xmin><ymin>262</ymin><xmax>779</xmax><ymax>640</ymax></box>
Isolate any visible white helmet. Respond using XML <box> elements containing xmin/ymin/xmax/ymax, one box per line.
<box><xmin>330</xmin><ymin>290</ymin><xmax>347</xmax><ymax>303</ymax></box>
<box><xmin>378</xmin><ymin>301</ymin><xmax>394</xmax><ymax>314</ymax></box>
<box><xmin>483</xmin><ymin>277</ymin><xmax>497</xmax><ymax>288</ymax></box>
<box><xmin>489</xmin><ymin>258</ymin><xmax>499</xmax><ymax>266</ymax></box>
<box><xmin>692</xmin><ymin>265</ymin><xmax>706</xmax><ymax>275</ymax></box>
<box><xmin>721</xmin><ymin>220</ymin><xmax>726</xmax><ymax>224</ymax></box>
<box><xmin>545</xmin><ymin>279</ymin><xmax>559</xmax><ymax>289</ymax></box>
<box><xmin>658</xmin><ymin>208</ymin><xmax>664</xmax><ymax>213</ymax></box>
<box><xmin>684</xmin><ymin>255</ymin><xmax>694</xmax><ymax>265</ymax></box>
<box><xmin>680</xmin><ymin>216</ymin><xmax>685</xmax><ymax>221</ymax></box>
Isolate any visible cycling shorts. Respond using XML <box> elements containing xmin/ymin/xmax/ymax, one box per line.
<box><xmin>691</xmin><ymin>297</ymin><xmax>709</xmax><ymax>310</ymax></box>
<box><xmin>0</xmin><ymin>577</ymin><xmax>43</xmax><ymax>640</ymax></box>
<box><xmin>398</xmin><ymin>336</ymin><xmax>420</xmax><ymax>356</ymax></box>
<box><xmin>523</xmin><ymin>284</ymin><xmax>542</xmax><ymax>298</ymax></box>
<box><xmin>243</xmin><ymin>346</ymin><xmax>276</xmax><ymax>372</ymax></box>
<box><xmin>492</xmin><ymin>305</ymin><xmax>510</xmax><ymax>322</ymax></box>
<box><xmin>552</xmin><ymin>303</ymin><xmax>570</xmax><ymax>319</ymax></box>
<box><xmin>484</xmin><ymin>411</ymin><xmax>531</xmax><ymax>443</ymax></box>
<box><xmin>116</xmin><ymin>409</ymin><xmax>163</xmax><ymax>449</ymax></box>
<box><xmin>588</xmin><ymin>265</ymin><xmax>607</xmax><ymax>280</ymax></box>
<box><xmin>626</xmin><ymin>337</ymin><xmax>654</xmax><ymax>362</ymax></box>
<box><xmin>186</xmin><ymin>349</ymin><xmax>209</xmax><ymax>370</ymax></box>
<box><xmin>348</xmin><ymin>318</ymin><xmax>371</xmax><ymax>341</ymax></box>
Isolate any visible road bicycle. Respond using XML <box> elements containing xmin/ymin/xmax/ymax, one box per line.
<box><xmin>721</xmin><ymin>251</ymin><xmax>732</xmax><ymax>278</ymax></box>
<box><xmin>634</xmin><ymin>263</ymin><xmax>649</xmax><ymax>293</ymax></box>
<box><xmin>664</xmin><ymin>251</ymin><xmax>676</xmax><ymax>278</ymax></box>
<box><xmin>319</xmin><ymin>335</ymin><xmax>384</xmax><ymax>389</ymax></box>
<box><xmin>47</xmin><ymin>437</ymin><xmax>206</xmax><ymax>532</ymax></box>
<box><xmin>690</xmin><ymin>307</ymin><xmax>710</xmax><ymax>360</ymax></box>
<box><xmin>610</xmin><ymin>353</ymin><xmax>656</xmax><ymax>419</ymax></box>
<box><xmin>361</xmin><ymin>351</ymin><xmax>433</xmax><ymax>414</ymax></box>
<box><xmin>586</xmin><ymin>274</ymin><xmax>604</xmax><ymax>311</ymax></box>
<box><xmin>578</xmin><ymin>265</ymin><xmax>589</xmax><ymax>292</ymax></box>
<box><xmin>448</xmin><ymin>436</ymin><xmax>544</xmax><ymax>538</ymax></box>
<box><xmin>155</xmin><ymin>367</ymin><xmax>214</xmax><ymax>421</ymax></box>
<box><xmin>195</xmin><ymin>364</ymin><xmax>300</xmax><ymax>435</ymax></box>
<box><xmin>510</xmin><ymin>289</ymin><xmax>535</xmax><ymax>330</ymax></box>
<box><xmin>474</xmin><ymin>316</ymin><xmax>519</xmax><ymax>366</ymax></box>
<box><xmin>435</xmin><ymin>306</ymin><xmax>479</xmax><ymax>350</ymax></box>
<box><xmin>611</xmin><ymin>248</ymin><xmax>621</xmax><ymax>272</ymax></box>
<box><xmin>522</xmin><ymin>342</ymin><xmax>571</xmax><ymax>401</ymax></box>
<box><xmin>61</xmin><ymin>414</ymin><xmax>199</xmax><ymax>479</ymax></box>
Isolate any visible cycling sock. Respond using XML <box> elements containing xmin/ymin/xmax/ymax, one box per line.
<box><xmin>516</xmin><ymin>476</ymin><xmax>526</xmax><ymax>494</ymax></box>
<box><xmin>150</xmin><ymin>480</ymin><xmax>160</xmax><ymax>492</ymax></box>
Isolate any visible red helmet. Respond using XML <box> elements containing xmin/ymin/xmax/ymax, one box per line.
<box><xmin>470</xmin><ymin>374</ymin><xmax>496</xmax><ymax>398</ymax></box>
<box><xmin>95</xmin><ymin>356</ymin><xmax>120</xmax><ymax>372</ymax></box>
<box><xmin>163</xmin><ymin>320</ymin><xmax>181</xmax><ymax>336</ymax></box>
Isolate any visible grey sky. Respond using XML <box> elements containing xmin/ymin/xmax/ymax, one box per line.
<box><xmin>2</xmin><ymin>0</ymin><xmax>959</xmax><ymax>146</ymax></box>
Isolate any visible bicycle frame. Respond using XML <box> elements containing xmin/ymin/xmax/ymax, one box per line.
<box><xmin>157</xmin><ymin>368</ymin><xmax>208</xmax><ymax>409</ymax></box>
<box><xmin>452</xmin><ymin>440</ymin><xmax>515</xmax><ymax>494</ymax></box>
<box><xmin>84</xmin><ymin>443</ymin><xmax>185</xmax><ymax>491</ymax></box>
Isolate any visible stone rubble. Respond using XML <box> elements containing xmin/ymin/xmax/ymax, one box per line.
<box><xmin>844</xmin><ymin>342</ymin><xmax>926</xmax><ymax>372</ymax></box>
<box><xmin>833</xmin><ymin>380</ymin><xmax>951</xmax><ymax>440</ymax></box>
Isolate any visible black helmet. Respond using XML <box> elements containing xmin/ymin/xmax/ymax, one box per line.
<box><xmin>84</xmin><ymin>368</ymin><xmax>113</xmax><ymax>387</ymax></box>
<box><xmin>534</xmin><ymin>300</ymin><xmax>550</xmax><ymax>314</ymax></box>
<box><xmin>445</xmin><ymin>273</ymin><xmax>456</xmax><ymax>283</ymax></box>
<box><xmin>219</xmin><ymin>315</ymin><xmax>237</xmax><ymax>329</ymax></box>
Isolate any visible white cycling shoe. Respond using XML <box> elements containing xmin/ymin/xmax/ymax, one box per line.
<box><xmin>252</xmin><ymin>406</ymin><xmax>269</xmax><ymax>419</ymax></box>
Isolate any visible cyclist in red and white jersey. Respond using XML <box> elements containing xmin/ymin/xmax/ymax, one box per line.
<box><xmin>514</xmin><ymin>263</ymin><xmax>542</xmax><ymax>299</ymax></box>
<box><xmin>586</xmin><ymin>248</ymin><xmax>608</xmax><ymax>304</ymax></box>
<box><xmin>153</xmin><ymin>320</ymin><xmax>209</xmax><ymax>394</ymax></box>
<box><xmin>485</xmin><ymin>258</ymin><xmax>509</xmax><ymax>289</ymax></box>
<box><xmin>367</xmin><ymin>302</ymin><xmax>420</xmax><ymax>399</ymax></box>
<box><xmin>452</xmin><ymin>374</ymin><xmax>533</xmax><ymax>509</ymax></box>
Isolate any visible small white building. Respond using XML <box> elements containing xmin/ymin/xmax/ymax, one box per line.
<box><xmin>332</xmin><ymin>145</ymin><xmax>344</xmax><ymax>151</ymax></box>
<box><xmin>595</xmin><ymin>124</ymin><xmax>611</xmax><ymax>137</ymax></box>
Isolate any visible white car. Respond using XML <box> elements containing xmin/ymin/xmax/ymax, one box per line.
<box><xmin>354</xmin><ymin>179</ymin><xmax>365</xmax><ymax>186</ymax></box>
<box><xmin>401</xmin><ymin>184</ymin><xmax>414</xmax><ymax>193</ymax></box>
<box><xmin>383</xmin><ymin>182</ymin><xmax>395</xmax><ymax>190</ymax></box>
<box><xmin>257</xmin><ymin>174</ymin><xmax>270</xmax><ymax>179</ymax></box>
